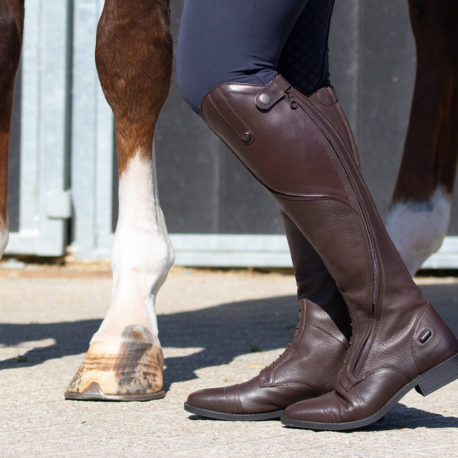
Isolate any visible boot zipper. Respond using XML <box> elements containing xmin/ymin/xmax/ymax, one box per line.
<box><xmin>287</xmin><ymin>90</ymin><xmax>379</xmax><ymax>377</ymax></box>
<box><xmin>351</xmin><ymin>326</ymin><xmax>373</xmax><ymax>375</ymax></box>
<box><xmin>290</xmin><ymin>92</ymin><xmax>378</xmax><ymax>310</ymax></box>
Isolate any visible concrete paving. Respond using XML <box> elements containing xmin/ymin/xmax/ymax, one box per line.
<box><xmin>0</xmin><ymin>265</ymin><xmax>457</xmax><ymax>457</ymax></box>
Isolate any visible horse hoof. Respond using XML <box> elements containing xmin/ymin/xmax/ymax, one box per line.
<box><xmin>64</xmin><ymin>325</ymin><xmax>165</xmax><ymax>401</ymax></box>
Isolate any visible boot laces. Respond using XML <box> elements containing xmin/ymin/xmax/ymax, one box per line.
<box><xmin>260</xmin><ymin>305</ymin><xmax>302</xmax><ymax>374</ymax></box>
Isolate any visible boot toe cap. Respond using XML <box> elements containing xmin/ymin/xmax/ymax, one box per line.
<box><xmin>186</xmin><ymin>386</ymin><xmax>242</xmax><ymax>414</ymax></box>
<box><xmin>283</xmin><ymin>392</ymin><xmax>342</xmax><ymax>424</ymax></box>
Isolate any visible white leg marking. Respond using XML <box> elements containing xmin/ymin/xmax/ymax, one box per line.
<box><xmin>92</xmin><ymin>149</ymin><xmax>174</xmax><ymax>345</ymax></box>
<box><xmin>0</xmin><ymin>216</ymin><xmax>8</xmax><ymax>259</ymax></box>
<box><xmin>386</xmin><ymin>187</ymin><xmax>451</xmax><ymax>275</ymax></box>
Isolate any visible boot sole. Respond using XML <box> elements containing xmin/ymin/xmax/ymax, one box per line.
<box><xmin>184</xmin><ymin>403</ymin><xmax>284</xmax><ymax>421</ymax></box>
<box><xmin>281</xmin><ymin>352</ymin><xmax>458</xmax><ymax>431</ymax></box>
<box><xmin>65</xmin><ymin>382</ymin><xmax>166</xmax><ymax>401</ymax></box>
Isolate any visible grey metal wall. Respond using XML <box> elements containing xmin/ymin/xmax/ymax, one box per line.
<box><xmin>6</xmin><ymin>0</ymin><xmax>458</xmax><ymax>266</ymax></box>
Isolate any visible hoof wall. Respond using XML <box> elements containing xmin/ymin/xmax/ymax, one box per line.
<box><xmin>65</xmin><ymin>326</ymin><xmax>165</xmax><ymax>402</ymax></box>
<box><xmin>65</xmin><ymin>382</ymin><xmax>165</xmax><ymax>401</ymax></box>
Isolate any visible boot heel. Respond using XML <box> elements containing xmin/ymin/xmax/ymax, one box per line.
<box><xmin>415</xmin><ymin>353</ymin><xmax>458</xmax><ymax>396</ymax></box>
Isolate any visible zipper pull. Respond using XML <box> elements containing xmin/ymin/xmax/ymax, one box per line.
<box><xmin>284</xmin><ymin>88</ymin><xmax>298</xmax><ymax>109</ymax></box>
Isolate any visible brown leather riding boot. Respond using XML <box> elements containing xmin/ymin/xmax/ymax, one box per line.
<box><xmin>190</xmin><ymin>75</ymin><xmax>458</xmax><ymax>430</ymax></box>
<box><xmin>184</xmin><ymin>87</ymin><xmax>359</xmax><ymax>420</ymax></box>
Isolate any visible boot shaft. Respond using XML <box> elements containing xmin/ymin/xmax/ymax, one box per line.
<box><xmin>201</xmin><ymin>75</ymin><xmax>430</xmax><ymax>382</ymax></box>
<box><xmin>281</xmin><ymin>85</ymin><xmax>360</xmax><ymax>340</ymax></box>
<box><xmin>202</xmin><ymin>76</ymin><xmax>424</xmax><ymax>322</ymax></box>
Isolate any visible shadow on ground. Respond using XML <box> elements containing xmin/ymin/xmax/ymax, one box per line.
<box><xmin>0</xmin><ymin>295</ymin><xmax>299</xmax><ymax>375</ymax></box>
<box><xmin>1</xmin><ymin>281</ymin><xmax>457</xmax><ymax>430</ymax></box>
<box><xmin>362</xmin><ymin>403</ymin><xmax>458</xmax><ymax>431</ymax></box>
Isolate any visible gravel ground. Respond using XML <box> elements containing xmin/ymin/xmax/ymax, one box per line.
<box><xmin>0</xmin><ymin>265</ymin><xmax>457</xmax><ymax>457</ymax></box>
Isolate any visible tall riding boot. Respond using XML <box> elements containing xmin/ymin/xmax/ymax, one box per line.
<box><xmin>194</xmin><ymin>75</ymin><xmax>458</xmax><ymax>430</ymax></box>
<box><xmin>184</xmin><ymin>86</ymin><xmax>359</xmax><ymax>420</ymax></box>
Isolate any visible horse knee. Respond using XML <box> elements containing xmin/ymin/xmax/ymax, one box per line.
<box><xmin>95</xmin><ymin>1</ymin><xmax>172</xmax><ymax>126</ymax></box>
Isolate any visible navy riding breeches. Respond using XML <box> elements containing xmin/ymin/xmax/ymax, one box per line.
<box><xmin>177</xmin><ymin>0</ymin><xmax>335</xmax><ymax>114</ymax></box>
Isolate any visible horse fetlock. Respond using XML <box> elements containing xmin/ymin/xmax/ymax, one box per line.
<box><xmin>113</xmin><ymin>224</ymin><xmax>173</xmax><ymax>287</ymax></box>
<box><xmin>98</xmin><ymin>229</ymin><xmax>172</xmax><ymax>343</ymax></box>
<box><xmin>387</xmin><ymin>187</ymin><xmax>451</xmax><ymax>275</ymax></box>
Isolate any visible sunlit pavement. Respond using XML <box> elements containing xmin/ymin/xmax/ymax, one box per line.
<box><xmin>1</xmin><ymin>265</ymin><xmax>457</xmax><ymax>457</ymax></box>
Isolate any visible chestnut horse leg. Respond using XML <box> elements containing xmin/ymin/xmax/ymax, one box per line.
<box><xmin>0</xmin><ymin>0</ymin><xmax>23</xmax><ymax>258</ymax></box>
<box><xmin>387</xmin><ymin>0</ymin><xmax>458</xmax><ymax>275</ymax></box>
<box><xmin>65</xmin><ymin>0</ymin><xmax>174</xmax><ymax>400</ymax></box>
